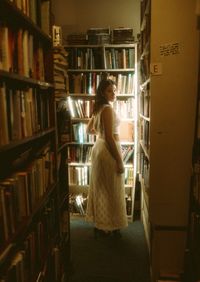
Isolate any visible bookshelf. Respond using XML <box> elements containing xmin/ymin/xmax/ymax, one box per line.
<box><xmin>0</xmin><ymin>1</ymin><xmax>70</xmax><ymax>281</ymax></box>
<box><xmin>138</xmin><ymin>0</ymin><xmax>199</xmax><ymax>281</ymax></box>
<box><xmin>64</xmin><ymin>43</ymin><xmax>138</xmax><ymax>219</ymax></box>
<box><xmin>183</xmin><ymin>20</ymin><xmax>200</xmax><ymax>282</ymax></box>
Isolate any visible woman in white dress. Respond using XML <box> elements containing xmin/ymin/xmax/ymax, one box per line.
<box><xmin>85</xmin><ymin>79</ymin><xmax>128</xmax><ymax>238</ymax></box>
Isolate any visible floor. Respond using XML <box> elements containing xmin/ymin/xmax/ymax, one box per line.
<box><xmin>68</xmin><ymin>215</ymin><xmax>151</xmax><ymax>282</ymax></box>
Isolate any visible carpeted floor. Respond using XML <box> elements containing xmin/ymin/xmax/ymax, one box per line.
<box><xmin>68</xmin><ymin>216</ymin><xmax>151</xmax><ymax>282</ymax></box>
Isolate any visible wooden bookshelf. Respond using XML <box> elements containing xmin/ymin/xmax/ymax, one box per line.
<box><xmin>64</xmin><ymin>42</ymin><xmax>138</xmax><ymax>219</ymax></box>
<box><xmin>0</xmin><ymin>2</ymin><xmax>70</xmax><ymax>281</ymax></box>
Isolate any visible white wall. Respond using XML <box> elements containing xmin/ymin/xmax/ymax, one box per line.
<box><xmin>52</xmin><ymin>0</ymin><xmax>140</xmax><ymax>42</ymax></box>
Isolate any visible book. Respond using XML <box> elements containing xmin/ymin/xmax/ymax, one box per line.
<box><xmin>0</xmin><ymin>83</ymin><xmax>9</xmax><ymax>145</ymax></box>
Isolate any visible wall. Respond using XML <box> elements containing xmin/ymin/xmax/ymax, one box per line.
<box><xmin>51</xmin><ymin>0</ymin><xmax>140</xmax><ymax>43</ymax></box>
<box><xmin>150</xmin><ymin>0</ymin><xmax>199</xmax><ymax>226</ymax></box>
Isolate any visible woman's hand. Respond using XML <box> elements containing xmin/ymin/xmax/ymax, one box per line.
<box><xmin>116</xmin><ymin>160</ymin><xmax>124</xmax><ymax>174</ymax></box>
<box><xmin>86</xmin><ymin>116</ymin><xmax>97</xmax><ymax>135</ymax></box>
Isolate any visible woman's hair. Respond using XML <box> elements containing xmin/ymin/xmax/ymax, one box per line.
<box><xmin>93</xmin><ymin>79</ymin><xmax>116</xmax><ymax>114</ymax></box>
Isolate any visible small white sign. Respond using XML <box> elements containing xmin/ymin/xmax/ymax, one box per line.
<box><xmin>150</xmin><ymin>63</ymin><xmax>162</xmax><ymax>75</ymax></box>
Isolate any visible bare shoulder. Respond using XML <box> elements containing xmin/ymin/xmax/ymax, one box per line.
<box><xmin>101</xmin><ymin>104</ymin><xmax>113</xmax><ymax>116</ymax></box>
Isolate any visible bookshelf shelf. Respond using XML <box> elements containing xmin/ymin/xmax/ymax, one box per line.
<box><xmin>68</xmin><ymin>162</ymin><xmax>91</xmax><ymax>166</ymax></box>
<box><xmin>67</xmin><ymin>69</ymin><xmax>135</xmax><ymax>73</ymax></box>
<box><xmin>68</xmin><ymin>93</ymin><xmax>135</xmax><ymax>98</ymax></box>
<box><xmin>64</xmin><ymin>43</ymin><xmax>136</xmax><ymax>48</ymax></box>
<box><xmin>0</xmin><ymin>128</ymin><xmax>55</xmax><ymax>154</ymax></box>
<box><xmin>0</xmin><ymin>0</ymin><xmax>52</xmax><ymax>42</ymax></box>
<box><xmin>65</xmin><ymin>42</ymin><xmax>137</xmax><ymax>219</ymax></box>
<box><xmin>71</xmin><ymin>118</ymin><xmax>90</xmax><ymax>122</ymax></box>
<box><xmin>0</xmin><ymin>70</ymin><xmax>54</xmax><ymax>88</ymax></box>
<box><xmin>0</xmin><ymin>2</ymin><xmax>70</xmax><ymax>281</ymax></box>
<box><xmin>0</xmin><ymin>181</ymin><xmax>57</xmax><ymax>262</ymax></box>
<box><xmin>121</xmin><ymin>141</ymin><xmax>135</xmax><ymax>145</ymax></box>
<box><xmin>67</xmin><ymin>142</ymin><xmax>94</xmax><ymax>145</ymax></box>
<box><xmin>69</xmin><ymin>94</ymin><xmax>96</xmax><ymax>98</ymax></box>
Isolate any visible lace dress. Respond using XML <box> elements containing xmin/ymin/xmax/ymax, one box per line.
<box><xmin>85</xmin><ymin>105</ymin><xmax>128</xmax><ymax>231</ymax></box>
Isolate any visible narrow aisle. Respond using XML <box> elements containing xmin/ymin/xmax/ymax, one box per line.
<box><xmin>68</xmin><ymin>216</ymin><xmax>151</xmax><ymax>282</ymax></box>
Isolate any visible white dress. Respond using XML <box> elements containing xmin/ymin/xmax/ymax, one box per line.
<box><xmin>85</xmin><ymin>105</ymin><xmax>128</xmax><ymax>231</ymax></box>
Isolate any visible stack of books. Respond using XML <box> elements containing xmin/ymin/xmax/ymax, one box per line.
<box><xmin>112</xmin><ymin>27</ymin><xmax>134</xmax><ymax>44</ymax></box>
<box><xmin>87</xmin><ymin>27</ymin><xmax>110</xmax><ymax>44</ymax></box>
<box><xmin>66</xmin><ymin>33</ymin><xmax>88</xmax><ymax>45</ymax></box>
<box><xmin>53</xmin><ymin>47</ymin><xmax>69</xmax><ymax>98</ymax></box>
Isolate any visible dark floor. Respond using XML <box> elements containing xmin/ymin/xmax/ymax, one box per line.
<box><xmin>68</xmin><ymin>216</ymin><xmax>151</xmax><ymax>282</ymax></box>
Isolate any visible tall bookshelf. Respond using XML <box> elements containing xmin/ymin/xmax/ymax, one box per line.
<box><xmin>139</xmin><ymin>0</ymin><xmax>199</xmax><ymax>281</ymax></box>
<box><xmin>183</xmin><ymin>18</ymin><xmax>200</xmax><ymax>282</ymax></box>
<box><xmin>64</xmin><ymin>43</ymin><xmax>138</xmax><ymax>219</ymax></box>
<box><xmin>0</xmin><ymin>1</ymin><xmax>70</xmax><ymax>281</ymax></box>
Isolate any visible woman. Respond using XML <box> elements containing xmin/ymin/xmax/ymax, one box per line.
<box><xmin>85</xmin><ymin>79</ymin><xmax>128</xmax><ymax>238</ymax></box>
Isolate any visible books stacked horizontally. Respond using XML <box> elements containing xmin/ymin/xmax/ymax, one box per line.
<box><xmin>53</xmin><ymin>47</ymin><xmax>69</xmax><ymax>99</ymax></box>
<box><xmin>87</xmin><ymin>28</ymin><xmax>110</xmax><ymax>44</ymax></box>
<box><xmin>66</xmin><ymin>33</ymin><xmax>88</xmax><ymax>45</ymax></box>
<box><xmin>112</xmin><ymin>27</ymin><xmax>134</xmax><ymax>44</ymax></box>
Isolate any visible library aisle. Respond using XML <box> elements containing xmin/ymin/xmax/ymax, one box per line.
<box><xmin>68</xmin><ymin>216</ymin><xmax>151</xmax><ymax>282</ymax></box>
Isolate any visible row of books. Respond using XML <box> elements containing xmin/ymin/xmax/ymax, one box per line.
<box><xmin>0</xmin><ymin>83</ymin><xmax>51</xmax><ymax>146</ymax></box>
<box><xmin>67</xmin><ymin>47</ymin><xmax>135</xmax><ymax>70</ymax></box>
<box><xmin>56</xmin><ymin>100</ymin><xmax>71</xmax><ymax>144</ymax></box>
<box><xmin>67</xmin><ymin>97</ymin><xmax>94</xmax><ymax>119</ymax></box>
<box><xmin>67</xmin><ymin>145</ymin><xmax>93</xmax><ymax>163</ymax></box>
<box><xmin>0</xmin><ymin>197</ymin><xmax>59</xmax><ymax>282</ymax></box>
<box><xmin>140</xmin><ymin>15</ymin><xmax>150</xmax><ymax>55</ymax></box>
<box><xmin>68</xmin><ymin>165</ymin><xmax>134</xmax><ymax>186</ymax></box>
<box><xmin>124</xmin><ymin>167</ymin><xmax>134</xmax><ymax>186</ymax></box>
<box><xmin>68</xmin><ymin>166</ymin><xmax>90</xmax><ymax>186</ymax></box>
<box><xmin>139</xmin><ymin>89</ymin><xmax>150</xmax><ymax>118</ymax></box>
<box><xmin>139</xmin><ymin>151</ymin><xmax>149</xmax><ymax>189</ymax></box>
<box><xmin>68</xmin><ymin>73</ymin><xmax>135</xmax><ymax>95</ymax></box>
<box><xmin>140</xmin><ymin>118</ymin><xmax>150</xmax><ymax>150</ymax></box>
<box><xmin>68</xmin><ymin>48</ymin><xmax>102</xmax><ymax>69</ymax></box>
<box><xmin>0</xmin><ymin>146</ymin><xmax>54</xmax><ymax>244</ymax></box>
<box><xmin>71</xmin><ymin>123</ymin><xmax>96</xmax><ymax>143</ymax></box>
<box><xmin>0</xmin><ymin>26</ymin><xmax>45</xmax><ymax>80</ymax></box>
<box><xmin>67</xmin><ymin>97</ymin><xmax>135</xmax><ymax>120</ymax></box>
<box><xmin>121</xmin><ymin>145</ymin><xmax>134</xmax><ymax>164</ymax></box>
<box><xmin>113</xmin><ymin>98</ymin><xmax>135</xmax><ymax>119</ymax></box>
<box><xmin>104</xmin><ymin>48</ymin><xmax>135</xmax><ymax>69</ymax></box>
<box><xmin>140</xmin><ymin>56</ymin><xmax>150</xmax><ymax>83</ymax></box>
<box><xmin>67</xmin><ymin>144</ymin><xmax>134</xmax><ymax>164</ymax></box>
<box><xmin>8</xmin><ymin>0</ymin><xmax>50</xmax><ymax>35</ymax></box>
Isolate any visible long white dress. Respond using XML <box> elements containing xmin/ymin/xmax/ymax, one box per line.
<box><xmin>85</xmin><ymin>105</ymin><xmax>128</xmax><ymax>231</ymax></box>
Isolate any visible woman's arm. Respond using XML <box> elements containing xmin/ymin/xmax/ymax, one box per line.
<box><xmin>86</xmin><ymin>115</ymin><xmax>97</xmax><ymax>135</ymax></box>
<box><xmin>101</xmin><ymin>106</ymin><xmax>124</xmax><ymax>174</ymax></box>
